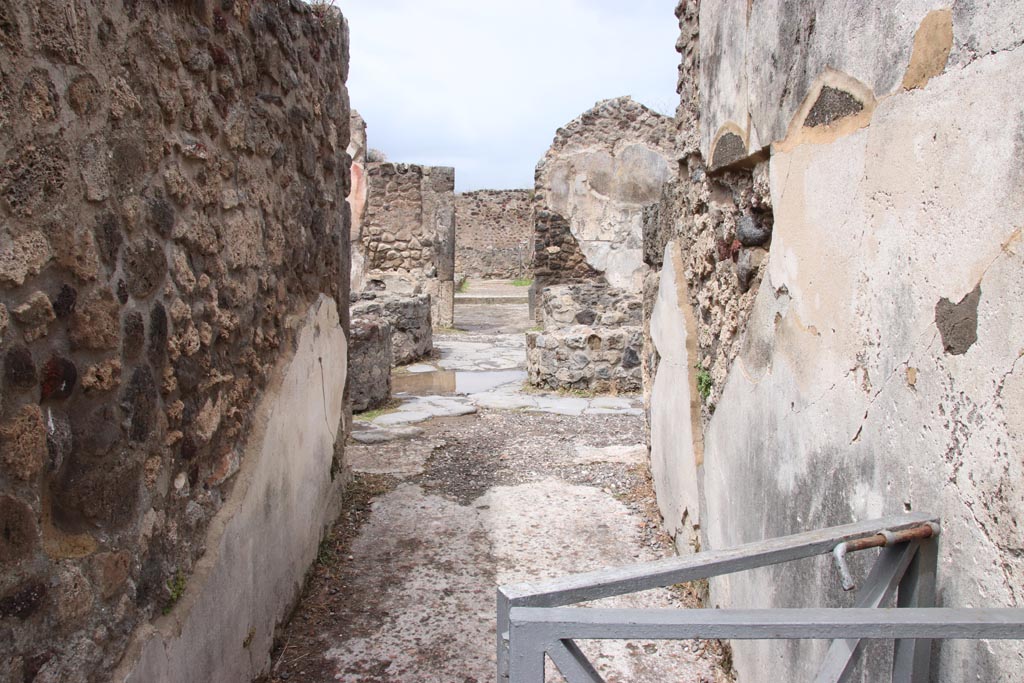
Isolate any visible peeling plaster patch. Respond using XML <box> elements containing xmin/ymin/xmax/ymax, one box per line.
<box><xmin>710</xmin><ymin>124</ymin><xmax>747</xmax><ymax>170</ymax></box>
<box><xmin>804</xmin><ymin>86</ymin><xmax>864</xmax><ymax>128</ymax></box>
<box><xmin>902</xmin><ymin>9</ymin><xmax>953</xmax><ymax>90</ymax></box>
<box><xmin>775</xmin><ymin>70</ymin><xmax>877</xmax><ymax>153</ymax></box>
<box><xmin>935</xmin><ymin>284</ymin><xmax>981</xmax><ymax>356</ymax></box>
<box><xmin>711</xmin><ymin>132</ymin><xmax>746</xmax><ymax>168</ymax></box>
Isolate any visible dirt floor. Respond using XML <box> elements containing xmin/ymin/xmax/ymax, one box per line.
<box><xmin>255</xmin><ymin>287</ymin><xmax>731</xmax><ymax>683</ymax></box>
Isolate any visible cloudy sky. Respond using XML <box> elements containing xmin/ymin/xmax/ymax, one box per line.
<box><xmin>341</xmin><ymin>0</ymin><xmax>681</xmax><ymax>192</ymax></box>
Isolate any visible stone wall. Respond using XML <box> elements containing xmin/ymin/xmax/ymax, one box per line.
<box><xmin>526</xmin><ymin>284</ymin><xmax>643</xmax><ymax>393</ymax></box>
<box><xmin>531</xmin><ymin>209</ymin><xmax>605</xmax><ymax>297</ymax></box>
<box><xmin>0</xmin><ymin>3</ymin><xmax>350</xmax><ymax>682</ymax></box>
<box><xmin>360</xmin><ymin>162</ymin><xmax>456</xmax><ymax>328</ymax></box>
<box><xmin>454</xmin><ymin>189</ymin><xmax>533</xmax><ymax>279</ymax></box>
<box><xmin>648</xmin><ymin>1</ymin><xmax>1024</xmax><ymax>681</ymax></box>
<box><xmin>351</xmin><ymin>292</ymin><xmax>431</xmax><ymax>367</ymax></box>
<box><xmin>347</xmin><ymin>317</ymin><xmax>391</xmax><ymax>413</ymax></box>
<box><xmin>532</xmin><ymin>96</ymin><xmax>680</xmax><ymax>295</ymax></box>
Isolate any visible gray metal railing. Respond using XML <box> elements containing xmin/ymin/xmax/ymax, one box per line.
<box><xmin>496</xmin><ymin>513</ymin><xmax>1024</xmax><ymax>682</ymax></box>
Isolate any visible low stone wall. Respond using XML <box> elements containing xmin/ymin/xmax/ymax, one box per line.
<box><xmin>526</xmin><ymin>325</ymin><xmax>642</xmax><ymax>393</ymax></box>
<box><xmin>351</xmin><ymin>293</ymin><xmax>431</xmax><ymax>366</ymax></box>
<box><xmin>455</xmin><ymin>189</ymin><xmax>533</xmax><ymax>279</ymax></box>
<box><xmin>348</xmin><ymin>318</ymin><xmax>392</xmax><ymax>413</ymax></box>
<box><xmin>527</xmin><ymin>284</ymin><xmax>643</xmax><ymax>393</ymax></box>
<box><xmin>539</xmin><ymin>283</ymin><xmax>643</xmax><ymax>328</ymax></box>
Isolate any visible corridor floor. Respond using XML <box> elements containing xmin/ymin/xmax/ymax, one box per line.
<box><xmin>259</xmin><ymin>283</ymin><xmax>731</xmax><ymax>682</ymax></box>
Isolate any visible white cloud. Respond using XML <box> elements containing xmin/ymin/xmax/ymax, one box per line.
<box><xmin>341</xmin><ymin>0</ymin><xmax>680</xmax><ymax>191</ymax></box>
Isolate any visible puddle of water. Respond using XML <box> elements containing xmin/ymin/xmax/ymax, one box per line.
<box><xmin>393</xmin><ymin>369</ymin><xmax>526</xmax><ymax>396</ymax></box>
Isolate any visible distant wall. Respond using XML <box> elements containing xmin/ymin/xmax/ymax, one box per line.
<box><xmin>0</xmin><ymin>2</ymin><xmax>351</xmax><ymax>681</ymax></box>
<box><xmin>361</xmin><ymin>163</ymin><xmax>456</xmax><ymax>328</ymax></box>
<box><xmin>455</xmin><ymin>189</ymin><xmax>533</xmax><ymax>279</ymax></box>
<box><xmin>648</xmin><ymin>1</ymin><xmax>1024</xmax><ymax>681</ymax></box>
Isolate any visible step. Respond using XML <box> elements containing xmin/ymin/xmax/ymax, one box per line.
<box><xmin>454</xmin><ymin>295</ymin><xmax>529</xmax><ymax>305</ymax></box>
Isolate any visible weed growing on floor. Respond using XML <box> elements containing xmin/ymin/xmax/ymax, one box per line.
<box><xmin>511</xmin><ymin>278</ymin><xmax>533</xmax><ymax>287</ymax></box>
<box><xmin>353</xmin><ymin>399</ymin><xmax>402</xmax><ymax>422</ymax></box>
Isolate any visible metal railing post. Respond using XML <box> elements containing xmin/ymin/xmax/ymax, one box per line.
<box><xmin>892</xmin><ymin>534</ymin><xmax>938</xmax><ymax>683</ymax></box>
<box><xmin>507</xmin><ymin>619</ymin><xmax>547</xmax><ymax>683</ymax></box>
<box><xmin>497</xmin><ymin>588</ymin><xmax>511</xmax><ymax>682</ymax></box>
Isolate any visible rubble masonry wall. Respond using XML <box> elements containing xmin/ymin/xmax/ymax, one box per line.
<box><xmin>0</xmin><ymin>2</ymin><xmax>351</xmax><ymax>681</ymax></box>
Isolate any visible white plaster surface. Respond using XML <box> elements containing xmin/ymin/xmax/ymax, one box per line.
<box><xmin>699</xmin><ymin>0</ymin><xmax>749</xmax><ymax>156</ymax></box>
<box><xmin>325</xmin><ymin>479</ymin><xmax>723</xmax><ymax>682</ymax></box>
<box><xmin>536</xmin><ymin>98</ymin><xmax>679</xmax><ymax>293</ymax></box>
<box><xmin>691</xmin><ymin>47</ymin><xmax>1024</xmax><ymax>683</ymax></box>
<box><xmin>116</xmin><ymin>296</ymin><xmax>347</xmax><ymax>683</ymax></box>
<box><xmin>545</xmin><ymin>148</ymin><xmax>668</xmax><ymax>292</ymax></box>
<box><xmin>649</xmin><ymin>241</ymin><xmax>702</xmax><ymax>539</ymax></box>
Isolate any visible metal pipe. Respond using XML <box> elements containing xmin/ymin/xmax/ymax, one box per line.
<box><xmin>833</xmin><ymin>523</ymin><xmax>939</xmax><ymax>591</ymax></box>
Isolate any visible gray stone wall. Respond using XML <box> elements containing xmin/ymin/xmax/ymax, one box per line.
<box><xmin>455</xmin><ymin>189</ymin><xmax>533</xmax><ymax>279</ymax></box>
<box><xmin>531</xmin><ymin>209</ymin><xmax>605</xmax><ymax>297</ymax></box>
<box><xmin>351</xmin><ymin>292</ymin><xmax>431</xmax><ymax>366</ymax></box>
<box><xmin>361</xmin><ymin>162</ymin><xmax>456</xmax><ymax>328</ymax></box>
<box><xmin>0</xmin><ymin>2</ymin><xmax>350</xmax><ymax>681</ymax></box>
<box><xmin>647</xmin><ymin>1</ymin><xmax>1024</xmax><ymax>681</ymax></box>
<box><xmin>527</xmin><ymin>284</ymin><xmax>643</xmax><ymax>393</ymax></box>
<box><xmin>348</xmin><ymin>318</ymin><xmax>392</xmax><ymax>413</ymax></box>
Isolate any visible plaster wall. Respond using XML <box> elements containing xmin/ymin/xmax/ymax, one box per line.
<box><xmin>648</xmin><ymin>241</ymin><xmax>703</xmax><ymax>543</ymax></box>
<box><xmin>685</xmin><ymin>36</ymin><xmax>1022</xmax><ymax>683</ymax></box>
<box><xmin>116</xmin><ymin>296</ymin><xmax>347</xmax><ymax>683</ymax></box>
<box><xmin>698</xmin><ymin>0</ymin><xmax>1024</xmax><ymax>167</ymax></box>
<box><xmin>535</xmin><ymin>97</ymin><xmax>679</xmax><ymax>293</ymax></box>
<box><xmin>348</xmin><ymin>111</ymin><xmax>368</xmax><ymax>293</ymax></box>
<box><xmin>646</xmin><ymin>1</ymin><xmax>1024</xmax><ymax>680</ymax></box>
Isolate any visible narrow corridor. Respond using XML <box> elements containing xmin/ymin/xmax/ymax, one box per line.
<box><xmin>260</xmin><ymin>285</ymin><xmax>730</xmax><ymax>682</ymax></box>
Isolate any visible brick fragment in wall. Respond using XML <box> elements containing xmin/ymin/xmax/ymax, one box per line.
<box><xmin>4</xmin><ymin>345</ymin><xmax>37</xmax><ymax>390</ymax></box>
<box><xmin>69</xmin><ymin>288</ymin><xmax>120</xmax><ymax>351</ymax></box>
<box><xmin>0</xmin><ymin>495</ymin><xmax>38</xmax><ymax>564</ymax></box>
<box><xmin>13</xmin><ymin>291</ymin><xmax>55</xmax><ymax>342</ymax></box>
